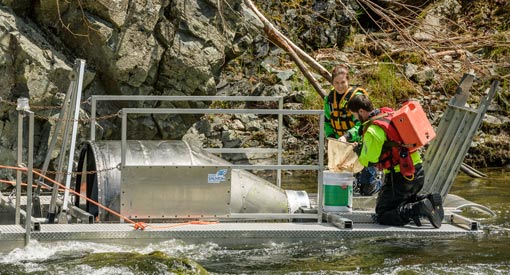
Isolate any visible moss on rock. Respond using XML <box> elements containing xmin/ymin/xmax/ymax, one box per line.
<box><xmin>80</xmin><ymin>251</ymin><xmax>209</xmax><ymax>275</ymax></box>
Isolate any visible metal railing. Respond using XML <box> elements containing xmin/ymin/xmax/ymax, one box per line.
<box><xmin>90</xmin><ymin>95</ymin><xmax>288</xmax><ymax>185</ymax></box>
<box><xmin>15</xmin><ymin>99</ymin><xmax>35</xmax><ymax>246</ymax></box>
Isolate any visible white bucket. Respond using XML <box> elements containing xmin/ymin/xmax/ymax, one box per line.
<box><xmin>323</xmin><ymin>171</ymin><xmax>354</xmax><ymax>212</ymax></box>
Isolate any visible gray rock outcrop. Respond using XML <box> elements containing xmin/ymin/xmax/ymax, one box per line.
<box><xmin>0</xmin><ymin>0</ymin><xmax>259</xmax><ymax>178</ymax></box>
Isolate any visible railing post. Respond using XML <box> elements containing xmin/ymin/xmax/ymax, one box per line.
<box><xmin>15</xmin><ymin>97</ymin><xmax>34</xmax><ymax>244</ymax></box>
<box><xmin>277</xmin><ymin>97</ymin><xmax>283</xmax><ymax>187</ymax></box>
<box><xmin>121</xmin><ymin>110</ymin><xmax>127</xmax><ymax>168</ymax></box>
<box><xmin>25</xmin><ymin>110</ymin><xmax>34</xmax><ymax>245</ymax></box>
<box><xmin>318</xmin><ymin>111</ymin><xmax>324</xmax><ymax>223</ymax></box>
<box><xmin>91</xmin><ymin>96</ymin><xmax>97</xmax><ymax>141</ymax></box>
<box><xmin>15</xmin><ymin>107</ymin><xmax>24</xmax><ymax>225</ymax></box>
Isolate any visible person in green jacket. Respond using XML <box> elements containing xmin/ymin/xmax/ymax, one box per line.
<box><xmin>347</xmin><ymin>94</ymin><xmax>443</xmax><ymax>228</ymax></box>
<box><xmin>324</xmin><ymin>64</ymin><xmax>380</xmax><ymax>196</ymax></box>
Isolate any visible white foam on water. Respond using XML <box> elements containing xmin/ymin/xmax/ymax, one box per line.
<box><xmin>69</xmin><ymin>264</ymin><xmax>134</xmax><ymax>275</ymax></box>
<box><xmin>0</xmin><ymin>240</ymin><xmax>127</xmax><ymax>264</ymax></box>
<box><xmin>372</xmin><ymin>263</ymin><xmax>510</xmax><ymax>275</ymax></box>
<box><xmin>0</xmin><ymin>238</ymin><xmax>221</xmax><ymax>263</ymax></box>
<box><xmin>21</xmin><ymin>262</ymin><xmax>46</xmax><ymax>273</ymax></box>
<box><xmin>0</xmin><ymin>240</ymin><xmax>54</xmax><ymax>263</ymax></box>
<box><xmin>0</xmin><ymin>239</ymin><xmax>200</xmax><ymax>274</ymax></box>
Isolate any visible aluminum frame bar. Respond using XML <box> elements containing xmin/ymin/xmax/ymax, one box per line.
<box><xmin>62</xmin><ymin>59</ymin><xmax>86</xmax><ymax>212</ymax></box>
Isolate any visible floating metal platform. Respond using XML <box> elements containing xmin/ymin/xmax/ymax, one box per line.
<box><xmin>0</xmin><ymin>205</ymin><xmax>482</xmax><ymax>249</ymax></box>
<box><xmin>2</xmin><ymin>72</ymin><xmax>496</xmax><ymax>249</ymax></box>
<box><xmin>0</xmin><ymin>222</ymin><xmax>477</xmax><ymax>243</ymax></box>
<box><xmin>0</xmin><ymin>193</ymin><xmax>484</xmax><ymax>249</ymax></box>
<box><xmin>0</xmin><ymin>218</ymin><xmax>481</xmax><ymax>250</ymax></box>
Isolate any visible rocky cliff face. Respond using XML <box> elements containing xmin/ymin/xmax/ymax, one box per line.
<box><xmin>0</xmin><ymin>0</ymin><xmax>262</xmax><ymax>178</ymax></box>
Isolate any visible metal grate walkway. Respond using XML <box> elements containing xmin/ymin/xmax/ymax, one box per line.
<box><xmin>0</xmin><ymin>215</ymin><xmax>481</xmax><ymax>246</ymax></box>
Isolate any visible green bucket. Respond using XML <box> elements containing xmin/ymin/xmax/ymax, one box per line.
<box><xmin>323</xmin><ymin>171</ymin><xmax>353</xmax><ymax>212</ymax></box>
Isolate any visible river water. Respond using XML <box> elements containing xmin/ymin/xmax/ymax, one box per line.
<box><xmin>1</xmin><ymin>168</ymin><xmax>509</xmax><ymax>274</ymax></box>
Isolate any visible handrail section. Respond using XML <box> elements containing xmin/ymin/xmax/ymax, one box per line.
<box><xmin>90</xmin><ymin>95</ymin><xmax>286</xmax><ymax>186</ymax></box>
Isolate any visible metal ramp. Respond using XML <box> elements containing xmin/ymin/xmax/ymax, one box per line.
<box><xmin>422</xmin><ymin>74</ymin><xmax>499</xmax><ymax>198</ymax></box>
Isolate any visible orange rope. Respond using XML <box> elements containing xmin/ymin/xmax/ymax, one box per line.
<box><xmin>0</xmin><ymin>165</ymin><xmax>139</xmax><ymax>226</ymax></box>
<box><xmin>147</xmin><ymin>220</ymin><xmax>218</xmax><ymax>229</ymax></box>
<box><xmin>0</xmin><ymin>179</ymin><xmax>64</xmax><ymax>191</ymax></box>
<box><xmin>0</xmin><ymin>165</ymin><xmax>219</xmax><ymax>230</ymax></box>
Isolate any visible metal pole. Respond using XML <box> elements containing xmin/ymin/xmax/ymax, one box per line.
<box><xmin>49</xmin><ymin>60</ymin><xmax>81</xmax><ymax>223</ymax></box>
<box><xmin>33</xmin><ymin>82</ymin><xmax>74</xmax><ymax>217</ymax></box>
<box><xmin>15</xmin><ymin>97</ymin><xmax>30</xmax><ymax>226</ymax></box>
<box><xmin>49</xmin><ymin>72</ymin><xmax>78</xmax><ymax>223</ymax></box>
<box><xmin>15</xmin><ymin>112</ymin><xmax>23</xmax><ymax>225</ymax></box>
<box><xmin>317</xmin><ymin>111</ymin><xmax>325</xmax><ymax>223</ymax></box>
<box><xmin>121</xmin><ymin>110</ymin><xmax>127</xmax><ymax>168</ymax></box>
<box><xmin>25</xmin><ymin>111</ymin><xmax>34</xmax><ymax>245</ymax></box>
<box><xmin>90</xmin><ymin>95</ymin><xmax>283</xmax><ymax>102</ymax></box>
<box><xmin>91</xmin><ymin>96</ymin><xmax>97</xmax><ymax>141</ymax></box>
<box><xmin>277</xmin><ymin>97</ymin><xmax>283</xmax><ymax>187</ymax></box>
<box><xmin>62</xmin><ymin>59</ymin><xmax>86</xmax><ymax>213</ymax></box>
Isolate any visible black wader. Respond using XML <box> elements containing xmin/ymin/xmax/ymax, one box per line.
<box><xmin>375</xmin><ymin>164</ymin><xmax>424</xmax><ymax>226</ymax></box>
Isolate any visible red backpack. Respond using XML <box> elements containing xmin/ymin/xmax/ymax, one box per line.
<box><xmin>365</xmin><ymin>102</ymin><xmax>435</xmax><ymax>177</ymax></box>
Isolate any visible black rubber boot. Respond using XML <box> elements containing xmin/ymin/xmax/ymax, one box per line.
<box><xmin>398</xmin><ymin>201</ymin><xmax>422</xmax><ymax>226</ymax></box>
<box><xmin>412</xmin><ymin>213</ymin><xmax>422</xmax><ymax>227</ymax></box>
<box><xmin>414</xmin><ymin>198</ymin><xmax>442</xmax><ymax>228</ymax></box>
<box><xmin>427</xmin><ymin>193</ymin><xmax>444</xmax><ymax>221</ymax></box>
<box><xmin>413</xmin><ymin>193</ymin><xmax>445</xmax><ymax>222</ymax></box>
<box><xmin>399</xmin><ymin>198</ymin><xmax>442</xmax><ymax>228</ymax></box>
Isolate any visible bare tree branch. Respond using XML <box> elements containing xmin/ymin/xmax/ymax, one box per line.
<box><xmin>56</xmin><ymin>0</ymin><xmax>100</xmax><ymax>44</ymax></box>
<box><xmin>244</xmin><ymin>0</ymin><xmax>330</xmax><ymax>98</ymax></box>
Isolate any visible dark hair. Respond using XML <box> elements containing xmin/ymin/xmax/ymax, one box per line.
<box><xmin>347</xmin><ymin>94</ymin><xmax>374</xmax><ymax>112</ymax></box>
<box><xmin>331</xmin><ymin>64</ymin><xmax>349</xmax><ymax>80</ymax></box>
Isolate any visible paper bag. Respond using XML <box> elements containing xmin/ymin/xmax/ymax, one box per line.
<box><xmin>327</xmin><ymin>138</ymin><xmax>364</xmax><ymax>173</ymax></box>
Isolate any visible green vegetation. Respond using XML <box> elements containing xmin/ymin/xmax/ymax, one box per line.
<box><xmin>210</xmin><ymin>100</ymin><xmax>232</xmax><ymax>109</ymax></box>
<box><xmin>359</xmin><ymin>64</ymin><xmax>418</xmax><ymax>108</ymax></box>
<box><xmin>79</xmin><ymin>251</ymin><xmax>210</xmax><ymax>274</ymax></box>
<box><xmin>495</xmin><ymin>78</ymin><xmax>510</xmax><ymax>113</ymax></box>
<box><xmin>303</xmin><ymin>89</ymin><xmax>323</xmax><ymax>110</ymax></box>
<box><xmin>441</xmin><ymin>78</ymin><xmax>461</xmax><ymax>96</ymax></box>
<box><xmin>287</xmin><ymin>72</ymin><xmax>323</xmax><ymax>110</ymax></box>
<box><xmin>300</xmin><ymin>78</ymin><xmax>324</xmax><ymax>110</ymax></box>
<box><xmin>494</xmin><ymin>6</ymin><xmax>510</xmax><ymax>31</ymax></box>
<box><xmin>486</xmin><ymin>46</ymin><xmax>510</xmax><ymax>62</ymax></box>
<box><xmin>389</xmin><ymin>51</ymin><xmax>426</xmax><ymax>65</ymax></box>
<box><xmin>283</xmin><ymin>74</ymin><xmax>324</xmax><ymax>137</ymax></box>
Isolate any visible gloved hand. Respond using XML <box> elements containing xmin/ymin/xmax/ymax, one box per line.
<box><xmin>353</xmin><ymin>142</ymin><xmax>363</xmax><ymax>156</ymax></box>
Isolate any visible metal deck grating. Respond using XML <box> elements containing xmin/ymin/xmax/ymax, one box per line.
<box><xmin>0</xmin><ymin>222</ymin><xmax>480</xmax><ymax>243</ymax></box>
